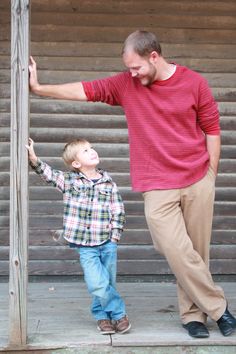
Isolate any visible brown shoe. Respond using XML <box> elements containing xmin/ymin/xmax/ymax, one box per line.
<box><xmin>115</xmin><ymin>316</ymin><xmax>131</xmax><ymax>334</ymax></box>
<box><xmin>97</xmin><ymin>319</ymin><xmax>115</xmax><ymax>335</ymax></box>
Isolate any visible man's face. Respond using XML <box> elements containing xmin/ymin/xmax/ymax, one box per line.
<box><xmin>123</xmin><ymin>50</ymin><xmax>158</xmax><ymax>86</ymax></box>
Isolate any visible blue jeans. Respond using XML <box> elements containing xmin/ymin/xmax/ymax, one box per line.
<box><xmin>76</xmin><ymin>240</ymin><xmax>126</xmax><ymax>321</ymax></box>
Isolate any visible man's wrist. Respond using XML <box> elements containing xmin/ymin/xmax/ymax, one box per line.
<box><xmin>30</xmin><ymin>82</ymin><xmax>41</xmax><ymax>95</ymax></box>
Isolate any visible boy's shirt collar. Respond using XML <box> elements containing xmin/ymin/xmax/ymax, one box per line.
<box><xmin>70</xmin><ymin>169</ymin><xmax>112</xmax><ymax>184</ymax></box>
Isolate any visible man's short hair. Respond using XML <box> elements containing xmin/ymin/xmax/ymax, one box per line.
<box><xmin>122</xmin><ymin>30</ymin><xmax>162</xmax><ymax>57</ymax></box>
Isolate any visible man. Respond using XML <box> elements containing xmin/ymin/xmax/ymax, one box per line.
<box><xmin>29</xmin><ymin>30</ymin><xmax>236</xmax><ymax>338</ymax></box>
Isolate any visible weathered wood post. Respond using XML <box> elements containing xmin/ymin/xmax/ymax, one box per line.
<box><xmin>9</xmin><ymin>0</ymin><xmax>30</xmax><ymax>346</ymax></box>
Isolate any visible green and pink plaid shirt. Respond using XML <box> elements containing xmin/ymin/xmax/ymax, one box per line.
<box><xmin>31</xmin><ymin>159</ymin><xmax>125</xmax><ymax>246</ymax></box>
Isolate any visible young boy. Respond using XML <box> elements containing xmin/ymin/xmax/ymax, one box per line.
<box><xmin>26</xmin><ymin>138</ymin><xmax>131</xmax><ymax>335</ymax></box>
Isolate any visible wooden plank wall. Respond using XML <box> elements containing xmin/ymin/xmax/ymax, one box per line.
<box><xmin>0</xmin><ymin>0</ymin><xmax>236</xmax><ymax>278</ymax></box>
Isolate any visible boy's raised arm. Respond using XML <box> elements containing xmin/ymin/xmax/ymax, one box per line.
<box><xmin>29</xmin><ymin>56</ymin><xmax>88</xmax><ymax>101</ymax></box>
<box><xmin>25</xmin><ymin>138</ymin><xmax>65</xmax><ymax>192</ymax></box>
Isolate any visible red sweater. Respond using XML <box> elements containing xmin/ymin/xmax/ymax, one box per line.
<box><xmin>82</xmin><ymin>65</ymin><xmax>220</xmax><ymax>192</ymax></box>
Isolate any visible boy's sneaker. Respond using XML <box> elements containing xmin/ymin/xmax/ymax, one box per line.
<box><xmin>115</xmin><ymin>316</ymin><xmax>131</xmax><ymax>334</ymax></box>
<box><xmin>97</xmin><ymin>319</ymin><xmax>115</xmax><ymax>335</ymax></box>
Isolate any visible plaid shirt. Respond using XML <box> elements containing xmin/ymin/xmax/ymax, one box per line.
<box><xmin>31</xmin><ymin>159</ymin><xmax>125</xmax><ymax>246</ymax></box>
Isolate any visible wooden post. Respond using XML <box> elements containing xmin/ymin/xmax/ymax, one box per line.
<box><xmin>9</xmin><ymin>0</ymin><xmax>30</xmax><ymax>346</ymax></box>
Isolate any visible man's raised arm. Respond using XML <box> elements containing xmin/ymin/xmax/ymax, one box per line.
<box><xmin>29</xmin><ymin>56</ymin><xmax>88</xmax><ymax>101</ymax></box>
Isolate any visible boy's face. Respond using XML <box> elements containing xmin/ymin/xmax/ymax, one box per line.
<box><xmin>72</xmin><ymin>142</ymin><xmax>99</xmax><ymax>170</ymax></box>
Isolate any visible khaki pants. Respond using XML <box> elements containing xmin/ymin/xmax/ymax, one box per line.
<box><xmin>143</xmin><ymin>167</ymin><xmax>226</xmax><ymax>324</ymax></box>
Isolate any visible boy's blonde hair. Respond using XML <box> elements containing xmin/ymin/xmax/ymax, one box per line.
<box><xmin>62</xmin><ymin>139</ymin><xmax>89</xmax><ymax>170</ymax></box>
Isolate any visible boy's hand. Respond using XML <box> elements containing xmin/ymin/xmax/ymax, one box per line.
<box><xmin>29</xmin><ymin>56</ymin><xmax>39</xmax><ymax>92</ymax></box>
<box><xmin>25</xmin><ymin>138</ymin><xmax>38</xmax><ymax>165</ymax></box>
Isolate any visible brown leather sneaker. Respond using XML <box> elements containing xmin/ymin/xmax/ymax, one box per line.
<box><xmin>97</xmin><ymin>319</ymin><xmax>115</xmax><ymax>335</ymax></box>
<box><xmin>115</xmin><ymin>316</ymin><xmax>131</xmax><ymax>334</ymax></box>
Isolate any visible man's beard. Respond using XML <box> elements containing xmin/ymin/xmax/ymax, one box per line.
<box><xmin>139</xmin><ymin>64</ymin><xmax>157</xmax><ymax>86</ymax></box>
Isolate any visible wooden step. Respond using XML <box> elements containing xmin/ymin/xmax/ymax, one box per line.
<box><xmin>1</xmin><ymin>141</ymin><xmax>236</xmax><ymax>159</ymax></box>
<box><xmin>3</xmin><ymin>11</ymin><xmax>236</xmax><ymax>29</ymax></box>
<box><xmin>1</xmin><ymin>244</ymin><xmax>236</xmax><ymax>261</ymax></box>
<box><xmin>1</xmin><ymin>214</ymin><xmax>236</xmax><ymax>231</ymax></box>
<box><xmin>1</xmin><ymin>199</ymin><xmax>235</xmax><ymax>217</ymax></box>
<box><xmin>2</xmin><ymin>98</ymin><xmax>236</xmax><ymax>116</ymax></box>
<box><xmin>1</xmin><ymin>171</ymin><xmax>236</xmax><ymax>188</ymax></box>
<box><xmin>2</xmin><ymin>69</ymin><xmax>236</xmax><ymax>88</ymax></box>
<box><xmin>1</xmin><ymin>228</ymin><xmax>235</xmax><ymax>247</ymax></box>
<box><xmin>0</xmin><ymin>258</ymin><xmax>235</xmax><ymax>276</ymax></box>
<box><xmin>1</xmin><ymin>156</ymin><xmax>236</xmax><ymax>173</ymax></box>
<box><xmin>28</xmin><ymin>0</ymin><xmax>236</xmax><ymax>16</ymax></box>
<box><xmin>3</xmin><ymin>55</ymin><xmax>236</xmax><ymax>73</ymax></box>
<box><xmin>2</xmin><ymin>85</ymin><xmax>236</xmax><ymax>101</ymax></box>
<box><xmin>1</xmin><ymin>185</ymin><xmax>236</xmax><ymax>202</ymax></box>
<box><xmin>2</xmin><ymin>25</ymin><xmax>236</xmax><ymax>44</ymax></box>
<box><xmin>2</xmin><ymin>41</ymin><xmax>236</xmax><ymax>59</ymax></box>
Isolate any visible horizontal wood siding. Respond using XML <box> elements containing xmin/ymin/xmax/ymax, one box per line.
<box><xmin>0</xmin><ymin>0</ymin><xmax>236</xmax><ymax>277</ymax></box>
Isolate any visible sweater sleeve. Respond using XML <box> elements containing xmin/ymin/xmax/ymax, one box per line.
<box><xmin>197</xmin><ymin>78</ymin><xmax>220</xmax><ymax>135</ymax></box>
<box><xmin>82</xmin><ymin>72</ymin><xmax>129</xmax><ymax>106</ymax></box>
